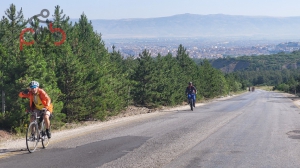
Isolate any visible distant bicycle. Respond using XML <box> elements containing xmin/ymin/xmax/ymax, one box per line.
<box><xmin>187</xmin><ymin>93</ymin><xmax>195</xmax><ymax>111</ymax></box>
<box><xmin>26</xmin><ymin>110</ymin><xmax>50</xmax><ymax>153</ymax></box>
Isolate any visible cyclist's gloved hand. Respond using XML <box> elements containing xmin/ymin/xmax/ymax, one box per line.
<box><xmin>22</xmin><ymin>89</ymin><xmax>29</xmax><ymax>94</ymax></box>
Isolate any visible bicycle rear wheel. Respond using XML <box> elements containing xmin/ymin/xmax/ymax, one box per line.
<box><xmin>26</xmin><ymin>122</ymin><xmax>39</xmax><ymax>153</ymax></box>
<box><xmin>41</xmin><ymin>121</ymin><xmax>50</xmax><ymax>148</ymax></box>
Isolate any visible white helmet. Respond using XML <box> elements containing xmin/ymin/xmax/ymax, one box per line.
<box><xmin>29</xmin><ymin>81</ymin><xmax>39</xmax><ymax>88</ymax></box>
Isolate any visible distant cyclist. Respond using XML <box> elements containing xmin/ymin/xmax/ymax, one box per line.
<box><xmin>19</xmin><ymin>81</ymin><xmax>53</xmax><ymax>138</ymax></box>
<box><xmin>185</xmin><ymin>82</ymin><xmax>197</xmax><ymax>107</ymax></box>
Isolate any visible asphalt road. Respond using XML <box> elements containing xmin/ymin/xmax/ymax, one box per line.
<box><xmin>1</xmin><ymin>90</ymin><xmax>300</xmax><ymax>168</ymax></box>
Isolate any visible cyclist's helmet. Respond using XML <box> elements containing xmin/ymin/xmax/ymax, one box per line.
<box><xmin>29</xmin><ymin>81</ymin><xmax>39</xmax><ymax>88</ymax></box>
<box><xmin>188</xmin><ymin>82</ymin><xmax>192</xmax><ymax>85</ymax></box>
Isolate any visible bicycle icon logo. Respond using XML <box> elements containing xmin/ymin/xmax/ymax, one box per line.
<box><xmin>19</xmin><ymin>9</ymin><xmax>66</xmax><ymax>51</ymax></box>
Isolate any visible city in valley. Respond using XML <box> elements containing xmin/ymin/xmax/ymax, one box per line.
<box><xmin>104</xmin><ymin>38</ymin><xmax>300</xmax><ymax>59</ymax></box>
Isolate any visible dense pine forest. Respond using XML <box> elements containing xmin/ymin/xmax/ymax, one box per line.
<box><xmin>208</xmin><ymin>52</ymin><xmax>300</xmax><ymax>93</ymax></box>
<box><xmin>0</xmin><ymin>4</ymin><xmax>245</xmax><ymax>133</ymax></box>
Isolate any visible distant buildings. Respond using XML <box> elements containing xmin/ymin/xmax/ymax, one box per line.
<box><xmin>105</xmin><ymin>38</ymin><xmax>300</xmax><ymax>59</ymax></box>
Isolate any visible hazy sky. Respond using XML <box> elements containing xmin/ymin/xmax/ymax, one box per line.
<box><xmin>1</xmin><ymin>0</ymin><xmax>300</xmax><ymax>20</ymax></box>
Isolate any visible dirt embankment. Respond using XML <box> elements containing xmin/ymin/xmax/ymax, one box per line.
<box><xmin>0</xmin><ymin>131</ymin><xmax>12</xmax><ymax>142</ymax></box>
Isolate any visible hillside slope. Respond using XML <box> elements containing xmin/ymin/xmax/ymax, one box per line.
<box><xmin>209</xmin><ymin>51</ymin><xmax>300</xmax><ymax>73</ymax></box>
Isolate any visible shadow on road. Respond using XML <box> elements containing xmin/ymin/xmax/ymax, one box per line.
<box><xmin>0</xmin><ymin>148</ymin><xmax>25</xmax><ymax>154</ymax></box>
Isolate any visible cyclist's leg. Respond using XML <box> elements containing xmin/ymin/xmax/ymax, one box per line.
<box><xmin>43</xmin><ymin>110</ymin><xmax>51</xmax><ymax>138</ymax></box>
<box><xmin>43</xmin><ymin>110</ymin><xmax>51</xmax><ymax>129</ymax></box>
<box><xmin>193</xmin><ymin>94</ymin><xmax>196</xmax><ymax>107</ymax></box>
<box><xmin>187</xmin><ymin>94</ymin><xmax>191</xmax><ymax>104</ymax></box>
<box><xmin>41</xmin><ymin>120</ymin><xmax>50</xmax><ymax>148</ymax></box>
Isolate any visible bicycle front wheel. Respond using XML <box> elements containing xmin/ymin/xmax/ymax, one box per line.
<box><xmin>41</xmin><ymin>121</ymin><xmax>50</xmax><ymax>148</ymax></box>
<box><xmin>26</xmin><ymin>122</ymin><xmax>39</xmax><ymax>153</ymax></box>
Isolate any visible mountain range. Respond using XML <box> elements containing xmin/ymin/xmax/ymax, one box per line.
<box><xmin>78</xmin><ymin>13</ymin><xmax>300</xmax><ymax>39</ymax></box>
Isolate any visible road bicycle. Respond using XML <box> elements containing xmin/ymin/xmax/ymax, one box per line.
<box><xmin>25</xmin><ymin>110</ymin><xmax>50</xmax><ymax>153</ymax></box>
<box><xmin>187</xmin><ymin>93</ymin><xmax>195</xmax><ymax>111</ymax></box>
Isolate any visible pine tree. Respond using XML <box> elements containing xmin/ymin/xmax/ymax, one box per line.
<box><xmin>176</xmin><ymin>45</ymin><xmax>198</xmax><ymax>80</ymax></box>
<box><xmin>0</xmin><ymin>44</ymin><xmax>7</xmax><ymax>114</ymax></box>
<box><xmin>170</xmin><ymin>54</ymin><xmax>186</xmax><ymax>105</ymax></box>
<box><xmin>158</xmin><ymin>53</ymin><xmax>184</xmax><ymax>105</ymax></box>
<box><xmin>132</xmin><ymin>50</ymin><xmax>156</xmax><ymax>105</ymax></box>
<box><xmin>52</xmin><ymin>5</ymin><xmax>70</xmax><ymax>39</ymax></box>
<box><xmin>0</xmin><ymin>4</ymin><xmax>27</xmax><ymax>55</ymax></box>
<box><xmin>109</xmin><ymin>48</ymin><xmax>132</xmax><ymax>108</ymax></box>
<box><xmin>57</xmin><ymin>51</ymin><xmax>87</xmax><ymax>122</ymax></box>
<box><xmin>199</xmin><ymin>59</ymin><xmax>229</xmax><ymax>98</ymax></box>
